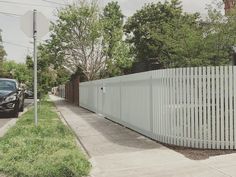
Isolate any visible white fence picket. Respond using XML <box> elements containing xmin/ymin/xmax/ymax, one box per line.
<box><xmin>190</xmin><ymin>68</ymin><xmax>195</xmax><ymax>148</ymax></box>
<box><xmin>220</xmin><ymin>66</ymin><xmax>225</xmax><ymax>149</ymax></box>
<box><xmin>229</xmin><ymin>66</ymin><xmax>233</xmax><ymax>149</ymax></box>
<box><xmin>203</xmin><ymin>67</ymin><xmax>207</xmax><ymax>148</ymax></box>
<box><xmin>187</xmin><ymin>68</ymin><xmax>191</xmax><ymax>147</ymax></box>
<box><xmin>207</xmin><ymin>67</ymin><xmax>211</xmax><ymax>149</ymax></box>
<box><xmin>194</xmin><ymin>68</ymin><xmax>199</xmax><ymax>148</ymax></box>
<box><xmin>225</xmin><ymin>66</ymin><xmax>229</xmax><ymax>149</ymax></box>
<box><xmin>212</xmin><ymin>67</ymin><xmax>216</xmax><ymax>149</ymax></box>
<box><xmin>167</xmin><ymin>69</ymin><xmax>171</xmax><ymax>144</ymax></box>
<box><xmin>175</xmin><ymin>69</ymin><xmax>180</xmax><ymax>146</ymax></box>
<box><xmin>199</xmin><ymin>67</ymin><xmax>203</xmax><ymax>148</ymax></box>
<box><xmin>216</xmin><ymin>67</ymin><xmax>220</xmax><ymax>149</ymax></box>
<box><xmin>183</xmin><ymin>68</ymin><xmax>187</xmax><ymax>147</ymax></box>
<box><xmin>172</xmin><ymin>69</ymin><xmax>176</xmax><ymax>145</ymax></box>
<box><xmin>160</xmin><ymin>70</ymin><xmax>164</xmax><ymax>142</ymax></box>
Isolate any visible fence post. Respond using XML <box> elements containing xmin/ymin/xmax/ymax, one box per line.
<box><xmin>120</xmin><ymin>78</ymin><xmax>122</xmax><ymax>122</ymax></box>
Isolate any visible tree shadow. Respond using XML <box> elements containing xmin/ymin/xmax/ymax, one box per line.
<box><xmin>53</xmin><ymin>97</ymin><xmax>236</xmax><ymax>160</ymax></box>
<box><xmin>53</xmin><ymin>98</ymin><xmax>164</xmax><ymax>155</ymax></box>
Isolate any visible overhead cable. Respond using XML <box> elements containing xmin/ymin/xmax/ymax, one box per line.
<box><xmin>2</xmin><ymin>41</ymin><xmax>33</xmax><ymax>49</ymax></box>
<box><xmin>0</xmin><ymin>0</ymin><xmax>54</xmax><ymax>8</ymax></box>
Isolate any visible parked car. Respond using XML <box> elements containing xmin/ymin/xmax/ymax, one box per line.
<box><xmin>0</xmin><ymin>78</ymin><xmax>25</xmax><ymax>117</ymax></box>
<box><xmin>24</xmin><ymin>90</ymin><xmax>34</xmax><ymax>99</ymax></box>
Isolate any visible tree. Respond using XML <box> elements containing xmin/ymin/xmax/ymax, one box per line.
<box><xmin>2</xmin><ymin>61</ymin><xmax>31</xmax><ymax>85</ymax></box>
<box><xmin>34</xmin><ymin>44</ymin><xmax>70</xmax><ymax>96</ymax></box>
<box><xmin>0</xmin><ymin>29</ymin><xmax>6</xmax><ymax>76</ymax></box>
<box><xmin>159</xmin><ymin>12</ymin><xmax>206</xmax><ymax>67</ymax></box>
<box><xmin>124</xmin><ymin>0</ymin><xmax>235</xmax><ymax>68</ymax></box>
<box><xmin>124</xmin><ymin>0</ymin><xmax>183</xmax><ymax>65</ymax></box>
<box><xmin>101</xmin><ymin>1</ymin><xmax>133</xmax><ymax>76</ymax></box>
<box><xmin>26</xmin><ymin>55</ymin><xmax>33</xmax><ymax>69</ymax></box>
<box><xmin>200</xmin><ymin>2</ymin><xmax>236</xmax><ymax>66</ymax></box>
<box><xmin>124</xmin><ymin>0</ymin><xmax>212</xmax><ymax>68</ymax></box>
<box><xmin>51</xmin><ymin>1</ymin><xmax>106</xmax><ymax>81</ymax></box>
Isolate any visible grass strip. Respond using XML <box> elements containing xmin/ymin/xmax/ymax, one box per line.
<box><xmin>0</xmin><ymin>100</ymin><xmax>91</xmax><ymax>177</ymax></box>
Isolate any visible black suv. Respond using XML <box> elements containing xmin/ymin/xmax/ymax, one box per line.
<box><xmin>0</xmin><ymin>78</ymin><xmax>24</xmax><ymax>117</ymax></box>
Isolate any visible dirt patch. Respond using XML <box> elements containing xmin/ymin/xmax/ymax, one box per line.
<box><xmin>164</xmin><ymin>144</ymin><xmax>236</xmax><ymax>160</ymax></box>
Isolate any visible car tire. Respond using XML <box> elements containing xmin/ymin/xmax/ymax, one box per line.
<box><xmin>12</xmin><ymin>102</ymin><xmax>20</xmax><ymax>118</ymax></box>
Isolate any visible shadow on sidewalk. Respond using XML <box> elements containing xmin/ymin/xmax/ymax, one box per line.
<box><xmin>53</xmin><ymin>98</ymin><xmax>236</xmax><ymax>160</ymax></box>
<box><xmin>53</xmin><ymin>98</ymin><xmax>163</xmax><ymax>153</ymax></box>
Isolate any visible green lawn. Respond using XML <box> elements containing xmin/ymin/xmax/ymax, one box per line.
<box><xmin>0</xmin><ymin>100</ymin><xmax>91</xmax><ymax>177</ymax></box>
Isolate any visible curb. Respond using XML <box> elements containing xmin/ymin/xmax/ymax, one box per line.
<box><xmin>0</xmin><ymin>102</ymin><xmax>33</xmax><ymax>138</ymax></box>
<box><xmin>53</xmin><ymin>101</ymin><xmax>91</xmax><ymax>159</ymax></box>
<box><xmin>53</xmin><ymin>104</ymin><xmax>99</xmax><ymax>177</ymax></box>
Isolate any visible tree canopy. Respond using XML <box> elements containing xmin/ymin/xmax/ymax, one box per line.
<box><xmin>37</xmin><ymin>0</ymin><xmax>133</xmax><ymax>81</ymax></box>
<box><xmin>1</xmin><ymin>60</ymin><xmax>31</xmax><ymax>86</ymax></box>
<box><xmin>124</xmin><ymin>0</ymin><xmax>234</xmax><ymax>68</ymax></box>
<box><xmin>50</xmin><ymin>1</ymin><xmax>106</xmax><ymax>81</ymax></box>
<box><xmin>101</xmin><ymin>1</ymin><xmax>132</xmax><ymax>76</ymax></box>
<box><xmin>29</xmin><ymin>0</ymin><xmax>236</xmax><ymax>86</ymax></box>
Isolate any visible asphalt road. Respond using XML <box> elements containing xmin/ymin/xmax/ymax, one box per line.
<box><xmin>0</xmin><ymin>99</ymin><xmax>33</xmax><ymax>128</ymax></box>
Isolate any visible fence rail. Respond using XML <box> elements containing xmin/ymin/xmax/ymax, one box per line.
<box><xmin>80</xmin><ymin>66</ymin><xmax>236</xmax><ymax>149</ymax></box>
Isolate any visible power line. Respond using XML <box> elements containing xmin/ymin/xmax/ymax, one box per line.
<box><xmin>41</xmin><ymin>0</ymin><xmax>67</xmax><ymax>6</ymax></box>
<box><xmin>0</xmin><ymin>11</ymin><xmax>21</xmax><ymax>17</ymax></box>
<box><xmin>2</xmin><ymin>41</ymin><xmax>33</xmax><ymax>49</ymax></box>
<box><xmin>0</xmin><ymin>0</ymin><xmax>54</xmax><ymax>8</ymax></box>
<box><xmin>0</xmin><ymin>10</ymin><xmax>55</xmax><ymax>21</ymax></box>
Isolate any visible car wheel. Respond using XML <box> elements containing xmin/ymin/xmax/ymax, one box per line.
<box><xmin>12</xmin><ymin>102</ymin><xmax>20</xmax><ymax>118</ymax></box>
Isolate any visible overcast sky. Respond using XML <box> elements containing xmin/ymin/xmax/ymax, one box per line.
<box><xmin>0</xmin><ymin>0</ymin><xmax>220</xmax><ymax>63</ymax></box>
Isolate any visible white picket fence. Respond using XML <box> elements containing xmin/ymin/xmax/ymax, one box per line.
<box><xmin>80</xmin><ymin>66</ymin><xmax>236</xmax><ymax>149</ymax></box>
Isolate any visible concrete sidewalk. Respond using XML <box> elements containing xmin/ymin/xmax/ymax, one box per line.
<box><xmin>51</xmin><ymin>95</ymin><xmax>236</xmax><ymax>177</ymax></box>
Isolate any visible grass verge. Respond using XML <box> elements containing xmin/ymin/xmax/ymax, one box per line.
<box><xmin>0</xmin><ymin>100</ymin><xmax>91</xmax><ymax>177</ymax></box>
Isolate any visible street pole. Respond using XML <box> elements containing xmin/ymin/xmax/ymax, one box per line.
<box><xmin>21</xmin><ymin>10</ymin><xmax>49</xmax><ymax>127</ymax></box>
<box><xmin>33</xmin><ymin>9</ymin><xmax>38</xmax><ymax>126</ymax></box>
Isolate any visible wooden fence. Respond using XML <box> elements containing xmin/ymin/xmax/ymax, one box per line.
<box><xmin>53</xmin><ymin>76</ymin><xmax>80</xmax><ymax>106</ymax></box>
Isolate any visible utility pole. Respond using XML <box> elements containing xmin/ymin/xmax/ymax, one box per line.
<box><xmin>33</xmin><ymin>9</ymin><xmax>38</xmax><ymax>126</ymax></box>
